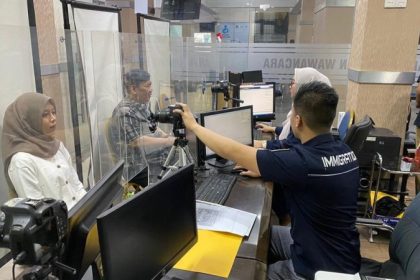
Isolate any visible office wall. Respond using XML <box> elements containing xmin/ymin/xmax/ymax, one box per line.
<box><xmin>347</xmin><ymin>0</ymin><xmax>420</xmax><ymax>140</ymax></box>
<box><xmin>296</xmin><ymin>0</ymin><xmax>314</xmax><ymax>43</ymax></box>
<box><xmin>313</xmin><ymin>7</ymin><xmax>354</xmax><ymax>44</ymax></box>
<box><xmin>312</xmin><ymin>2</ymin><xmax>356</xmax><ymax>114</ymax></box>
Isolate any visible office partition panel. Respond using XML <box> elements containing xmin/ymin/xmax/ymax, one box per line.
<box><xmin>142</xmin><ymin>17</ymin><xmax>170</xmax><ymax>112</ymax></box>
<box><xmin>0</xmin><ymin>0</ymin><xmax>41</xmax><ymax>204</ymax></box>
<box><xmin>63</xmin><ymin>1</ymin><xmax>122</xmax><ymax>184</ymax></box>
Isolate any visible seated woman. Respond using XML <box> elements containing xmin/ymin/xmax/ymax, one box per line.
<box><xmin>2</xmin><ymin>92</ymin><xmax>86</xmax><ymax>209</ymax></box>
<box><xmin>255</xmin><ymin>67</ymin><xmax>332</xmax><ymax>149</ymax></box>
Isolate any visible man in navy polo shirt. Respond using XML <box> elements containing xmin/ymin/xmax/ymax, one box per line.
<box><xmin>175</xmin><ymin>81</ymin><xmax>361</xmax><ymax>280</ymax></box>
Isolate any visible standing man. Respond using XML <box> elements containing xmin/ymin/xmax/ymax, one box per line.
<box><xmin>110</xmin><ymin>69</ymin><xmax>175</xmax><ymax>184</ymax></box>
<box><xmin>175</xmin><ymin>81</ymin><xmax>361</xmax><ymax>280</ymax></box>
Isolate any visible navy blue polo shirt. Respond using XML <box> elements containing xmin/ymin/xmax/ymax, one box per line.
<box><xmin>257</xmin><ymin>133</ymin><xmax>361</xmax><ymax>279</ymax></box>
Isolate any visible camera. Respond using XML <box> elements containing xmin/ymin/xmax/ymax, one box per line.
<box><xmin>0</xmin><ymin>198</ymin><xmax>72</xmax><ymax>279</ymax></box>
<box><xmin>211</xmin><ymin>80</ymin><xmax>229</xmax><ymax>94</ymax></box>
<box><xmin>150</xmin><ymin>104</ymin><xmax>185</xmax><ymax>137</ymax></box>
<box><xmin>151</xmin><ymin>104</ymin><xmax>183</xmax><ymax>124</ymax></box>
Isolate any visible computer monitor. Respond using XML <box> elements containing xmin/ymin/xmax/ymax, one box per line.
<box><xmin>62</xmin><ymin>160</ymin><xmax>124</xmax><ymax>280</ymax></box>
<box><xmin>161</xmin><ymin>0</ymin><xmax>201</xmax><ymax>20</ymax></box>
<box><xmin>242</xmin><ymin>70</ymin><xmax>263</xmax><ymax>83</ymax></box>
<box><xmin>228</xmin><ymin>71</ymin><xmax>242</xmax><ymax>85</ymax></box>
<box><xmin>97</xmin><ymin>164</ymin><xmax>197</xmax><ymax>280</ymax></box>
<box><xmin>239</xmin><ymin>83</ymin><xmax>275</xmax><ymax>121</ymax></box>
<box><xmin>197</xmin><ymin>106</ymin><xmax>254</xmax><ymax>166</ymax></box>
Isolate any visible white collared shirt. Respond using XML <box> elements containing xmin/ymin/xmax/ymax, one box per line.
<box><xmin>8</xmin><ymin>142</ymin><xmax>86</xmax><ymax>209</ymax></box>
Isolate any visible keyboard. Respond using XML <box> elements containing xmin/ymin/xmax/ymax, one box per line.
<box><xmin>195</xmin><ymin>173</ymin><xmax>237</xmax><ymax>205</ymax></box>
<box><xmin>254</xmin><ymin>129</ymin><xmax>263</xmax><ymax>140</ymax></box>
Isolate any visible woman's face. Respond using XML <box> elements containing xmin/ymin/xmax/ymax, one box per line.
<box><xmin>41</xmin><ymin>103</ymin><xmax>57</xmax><ymax>137</ymax></box>
<box><xmin>289</xmin><ymin>79</ymin><xmax>297</xmax><ymax>98</ymax></box>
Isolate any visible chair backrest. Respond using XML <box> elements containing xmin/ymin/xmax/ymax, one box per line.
<box><xmin>389</xmin><ymin>193</ymin><xmax>420</xmax><ymax>278</ymax></box>
<box><xmin>338</xmin><ymin>110</ymin><xmax>355</xmax><ymax>140</ymax></box>
<box><xmin>343</xmin><ymin>115</ymin><xmax>373</xmax><ymax>154</ymax></box>
<box><xmin>91</xmin><ymin>118</ymin><xmax>119</xmax><ymax>184</ymax></box>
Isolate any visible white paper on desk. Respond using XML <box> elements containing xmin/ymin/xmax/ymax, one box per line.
<box><xmin>196</xmin><ymin>201</ymin><xmax>257</xmax><ymax>237</ymax></box>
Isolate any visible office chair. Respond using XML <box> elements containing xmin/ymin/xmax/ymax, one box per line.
<box><xmin>343</xmin><ymin>115</ymin><xmax>373</xmax><ymax>154</ymax></box>
<box><xmin>338</xmin><ymin>110</ymin><xmax>355</xmax><ymax>140</ymax></box>
<box><xmin>359</xmin><ymin>192</ymin><xmax>420</xmax><ymax>279</ymax></box>
<box><xmin>90</xmin><ymin>118</ymin><xmax>119</xmax><ymax>185</ymax></box>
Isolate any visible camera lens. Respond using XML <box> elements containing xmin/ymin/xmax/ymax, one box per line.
<box><xmin>152</xmin><ymin>109</ymin><xmax>172</xmax><ymax>123</ymax></box>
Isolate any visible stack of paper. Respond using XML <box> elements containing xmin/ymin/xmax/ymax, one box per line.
<box><xmin>196</xmin><ymin>201</ymin><xmax>257</xmax><ymax>237</ymax></box>
<box><xmin>174</xmin><ymin>202</ymin><xmax>257</xmax><ymax>278</ymax></box>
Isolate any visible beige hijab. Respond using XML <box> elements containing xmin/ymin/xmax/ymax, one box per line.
<box><xmin>2</xmin><ymin>93</ymin><xmax>60</xmax><ymax>196</ymax></box>
<box><xmin>279</xmin><ymin>67</ymin><xmax>332</xmax><ymax>140</ymax></box>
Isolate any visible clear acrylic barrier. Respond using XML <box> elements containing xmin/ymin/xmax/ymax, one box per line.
<box><xmin>4</xmin><ymin>24</ymin><xmax>419</xmax><ymax>195</ymax></box>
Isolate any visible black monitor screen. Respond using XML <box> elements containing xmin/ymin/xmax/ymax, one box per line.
<box><xmin>161</xmin><ymin>0</ymin><xmax>201</xmax><ymax>20</ymax></box>
<box><xmin>63</xmin><ymin>160</ymin><xmax>124</xmax><ymax>280</ymax></box>
<box><xmin>198</xmin><ymin>106</ymin><xmax>253</xmax><ymax>161</ymax></box>
<box><xmin>239</xmin><ymin>84</ymin><xmax>275</xmax><ymax>119</ymax></box>
<box><xmin>199</xmin><ymin>22</ymin><xmax>215</xmax><ymax>32</ymax></box>
<box><xmin>97</xmin><ymin>164</ymin><xmax>197</xmax><ymax>280</ymax></box>
<box><xmin>228</xmin><ymin>71</ymin><xmax>242</xmax><ymax>85</ymax></box>
<box><xmin>242</xmin><ymin>70</ymin><xmax>263</xmax><ymax>83</ymax></box>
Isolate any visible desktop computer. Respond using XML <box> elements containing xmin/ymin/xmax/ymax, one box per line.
<box><xmin>239</xmin><ymin>83</ymin><xmax>275</xmax><ymax>121</ymax></box>
<box><xmin>63</xmin><ymin>160</ymin><xmax>124</xmax><ymax>280</ymax></box>
<box><xmin>357</xmin><ymin>127</ymin><xmax>401</xmax><ymax>170</ymax></box>
<box><xmin>197</xmin><ymin>105</ymin><xmax>254</xmax><ymax>167</ymax></box>
<box><xmin>97</xmin><ymin>164</ymin><xmax>197</xmax><ymax>280</ymax></box>
<box><xmin>242</xmin><ymin>70</ymin><xmax>263</xmax><ymax>83</ymax></box>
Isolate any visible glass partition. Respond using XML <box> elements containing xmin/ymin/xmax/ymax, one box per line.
<box><xmin>1</xmin><ymin>22</ymin><xmax>420</xmax><ymax>200</ymax></box>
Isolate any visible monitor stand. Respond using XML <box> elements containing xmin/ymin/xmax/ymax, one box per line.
<box><xmin>207</xmin><ymin>157</ymin><xmax>234</xmax><ymax>168</ymax></box>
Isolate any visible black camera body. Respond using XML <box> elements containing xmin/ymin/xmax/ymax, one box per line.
<box><xmin>150</xmin><ymin>104</ymin><xmax>185</xmax><ymax>137</ymax></box>
<box><xmin>211</xmin><ymin>80</ymin><xmax>229</xmax><ymax>94</ymax></box>
<box><xmin>0</xmin><ymin>198</ymin><xmax>68</xmax><ymax>266</ymax></box>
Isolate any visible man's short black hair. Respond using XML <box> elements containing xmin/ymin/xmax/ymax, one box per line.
<box><xmin>124</xmin><ymin>69</ymin><xmax>150</xmax><ymax>89</ymax></box>
<box><xmin>293</xmin><ymin>81</ymin><xmax>338</xmax><ymax>132</ymax></box>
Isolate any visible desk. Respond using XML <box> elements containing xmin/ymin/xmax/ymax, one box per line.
<box><xmin>166</xmin><ymin>175</ymin><xmax>273</xmax><ymax>279</ymax></box>
<box><xmin>0</xmin><ymin>176</ymin><xmax>273</xmax><ymax>280</ymax></box>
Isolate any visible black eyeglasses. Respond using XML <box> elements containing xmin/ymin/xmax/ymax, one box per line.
<box><xmin>289</xmin><ymin>80</ymin><xmax>295</xmax><ymax>87</ymax></box>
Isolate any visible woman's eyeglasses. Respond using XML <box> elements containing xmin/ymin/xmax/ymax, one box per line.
<box><xmin>289</xmin><ymin>80</ymin><xmax>296</xmax><ymax>87</ymax></box>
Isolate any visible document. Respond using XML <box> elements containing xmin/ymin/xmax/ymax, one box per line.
<box><xmin>196</xmin><ymin>200</ymin><xmax>256</xmax><ymax>237</ymax></box>
<box><xmin>174</xmin><ymin>229</ymin><xmax>242</xmax><ymax>278</ymax></box>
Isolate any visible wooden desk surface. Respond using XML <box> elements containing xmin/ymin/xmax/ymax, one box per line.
<box><xmin>0</xmin><ymin>175</ymin><xmax>273</xmax><ymax>280</ymax></box>
<box><xmin>167</xmin><ymin>174</ymin><xmax>273</xmax><ymax>279</ymax></box>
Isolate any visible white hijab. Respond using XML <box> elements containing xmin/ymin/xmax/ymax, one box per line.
<box><xmin>279</xmin><ymin>67</ymin><xmax>332</xmax><ymax>140</ymax></box>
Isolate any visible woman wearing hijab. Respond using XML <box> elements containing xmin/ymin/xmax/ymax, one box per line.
<box><xmin>255</xmin><ymin>67</ymin><xmax>332</xmax><ymax>147</ymax></box>
<box><xmin>2</xmin><ymin>92</ymin><xmax>86</xmax><ymax>209</ymax></box>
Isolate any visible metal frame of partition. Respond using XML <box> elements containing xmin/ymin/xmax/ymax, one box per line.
<box><xmin>60</xmin><ymin>0</ymin><xmax>121</xmax><ymax>183</ymax></box>
<box><xmin>26</xmin><ymin>0</ymin><xmax>43</xmax><ymax>93</ymax></box>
